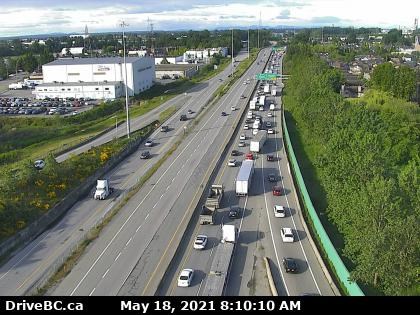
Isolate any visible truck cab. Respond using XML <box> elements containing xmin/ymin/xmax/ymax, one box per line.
<box><xmin>94</xmin><ymin>179</ymin><xmax>114</xmax><ymax>200</ymax></box>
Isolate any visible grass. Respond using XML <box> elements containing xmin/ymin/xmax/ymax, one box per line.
<box><xmin>159</xmin><ymin>106</ymin><xmax>177</xmax><ymax>122</ymax></box>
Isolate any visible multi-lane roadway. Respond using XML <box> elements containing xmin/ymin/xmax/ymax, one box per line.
<box><xmin>0</xmin><ymin>50</ymin><xmax>251</xmax><ymax>296</ymax></box>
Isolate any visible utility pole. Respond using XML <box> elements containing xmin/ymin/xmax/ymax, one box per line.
<box><xmin>120</xmin><ymin>21</ymin><xmax>131</xmax><ymax>139</ymax></box>
<box><xmin>258</xmin><ymin>11</ymin><xmax>261</xmax><ymax>49</ymax></box>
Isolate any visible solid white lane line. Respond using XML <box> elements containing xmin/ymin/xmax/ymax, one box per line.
<box><xmin>89</xmin><ymin>287</ymin><xmax>96</xmax><ymax>296</ymax></box>
<box><xmin>261</xmin><ymin>154</ymin><xmax>290</xmax><ymax>296</ymax></box>
<box><xmin>274</xmin><ymin>109</ymin><xmax>322</xmax><ymax>295</ymax></box>
<box><xmin>102</xmin><ymin>268</ymin><xmax>110</xmax><ymax>279</ymax></box>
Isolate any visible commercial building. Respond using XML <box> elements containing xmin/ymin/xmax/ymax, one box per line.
<box><xmin>155</xmin><ymin>64</ymin><xmax>198</xmax><ymax>79</ymax></box>
<box><xmin>34</xmin><ymin>56</ymin><xmax>155</xmax><ymax>100</ymax></box>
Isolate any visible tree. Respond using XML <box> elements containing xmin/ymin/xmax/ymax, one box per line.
<box><xmin>19</xmin><ymin>53</ymin><xmax>38</xmax><ymax>73</ymax></box>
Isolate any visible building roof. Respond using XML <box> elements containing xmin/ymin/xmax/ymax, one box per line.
<box><xmin>155</xmin><ymin>64</ymin><xmax>196</xmax><ymax>71</ymax></box>
<box><xmin>44</xmin><ymin>57</ymin><xmax>142</xmax><ymax>66</ymax></box>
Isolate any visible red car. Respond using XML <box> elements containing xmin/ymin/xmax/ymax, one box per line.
<box><xmin>272</xmin><ymin>186</ymin><xmax>282</xmax><ymax>196</ymax></box>
<box><xmin>245</xmin><ymin>152</ymin><xmax>254</xmax><ymax>160</ymax></box>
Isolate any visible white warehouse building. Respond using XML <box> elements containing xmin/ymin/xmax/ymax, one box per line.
<box><xmin>34</xmin><ymin>57</ymin><xmax>155</xmax><ymax>100</ymax></box>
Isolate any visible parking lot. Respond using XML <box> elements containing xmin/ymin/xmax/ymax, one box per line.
<box><xmin>0</xmin><ymin>96</ymin><xmax>96</xmax><ymax>117</ymax></box>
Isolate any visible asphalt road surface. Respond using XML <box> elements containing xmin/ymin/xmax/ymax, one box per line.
<box><xmin>51</xmin><ymin>49</ymin><xmax>270</xmax><ymax>296</ymax></box>
<box><xmin>161</xmin><ymin>54</ymin><xmax>337</xmax><ymax>297</ymax></box>
<box><xmin>0</xmin><ymin>50</ymin><xmax>249</xmax><ymax>296</ymax></box>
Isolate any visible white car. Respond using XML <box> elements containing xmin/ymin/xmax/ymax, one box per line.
<box><xmin>240</xmin><ymin>134</ymin><xmax>246</xmax><ymax>140</ymax></box>
<box><xmin>145</xmin><ymin>139</ymin><xmax>153</xmax><ymax>147</ymax></box>
<box><xmin>227</xmin><ymin>159</ymin><xmax>237</xmax><ymax>167</ymax></box>
<box><xmin>267</xmin><ymin>129</ymin><xmax>274</xmax><ymax>134</ymax></box>
<box><xmin>178</xmin><ymin>269</ymin><xmax>194</xmax><ymax>287</ymax></box>
<box><xmin>280</xmin><ymin>228</ymin><xmax>295</xmax><ymax>243</ymax></box>
<box><xmin>244</xmin><ymin>124</ymin><xmax>249</xmax><ymax>130</ymax></box>
<box><xmin>259</xmin><ymin>106</ymin><xmax>264</xmax><ymax>111</ymax></box>
<box><xmin>267</xmin><ymin>112</ymin><xmax>273</xmax><ymax>117</ymax></box>
<box><xmin>274</xmin><ymin>205</ymin><xmax>286</xmax><ymax>218</ymax></box>
<box><xmin>194</xmin><ymin>235</ymin><xmax>208</xmax><ymax>250</ymax></box>
<box><xmin>238</xmin><ymin>141</ymin><xmax>246</xmax><ymax>147</ymax></box>
<box><xmin>231</xmin><ymin>106</ymin><xmax>236</xmax><ymax>111</ymax></box>
<box><xmin>252</xmin><ymin>128</ymin><xmax>258</xmax><ymax>136</ymax></box>
<box><xmin>34</xmin><ymin>159</ymin><xmax>45</xmax><ymax>170</ymax></box>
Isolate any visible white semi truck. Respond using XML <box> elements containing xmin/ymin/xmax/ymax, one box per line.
<box><xmin>235</xmin><ymin>160</ymin><xmax>254</xmax><ymax>196</ymax></box>
<box><xmin>94</xmin><ymin>179</ymin><xmax>114</xmax><ymax>200</ymax></box>
<box><xmin>201</xmin><ymin>224</ymin><xmax>237</xmax><ymax>296</ymax></box>
<box><xmin>250</xmin><ymin>130</ymin><xmax>267</xmax><ymax>153</ymax></box>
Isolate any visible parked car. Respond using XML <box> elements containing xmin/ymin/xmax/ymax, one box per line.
<box><xmin>193</xmin><ymin>235</ymin><xmax>208</xmax><ymax>250</ymax></box>
<box><xmin>178</xmin><ymin>269</ymin><xmax>194</xmax><ymax>287</ymax></box>
<box><xmin>140</xmin><ymin>151</ymin><xmax>151</xmax><ymax>159</ymax></box>
<box><xmin>274</xmin><ymin>205</ymin><xmax>286</xmax><ymax>218</ymax></box>
<box><xmin>280</xmin><ymin>228</ymin><xmax>294</xmax><ymax>243</ymax></box>
<box><xmin>282</xmin><ymin>257</ymin><xmax>298</xmax><ymax>273</ymax></box>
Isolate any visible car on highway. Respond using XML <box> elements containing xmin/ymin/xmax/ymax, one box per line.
<box><xmin>245</xmin><ymin>118</ymin><xmax>253</xmax><ymax>124</ymax></box>
<box><xmin>245</xmin><ymin>152</ymin><xmax>254</xmax><ymax>160</ymax></box>
<box><xmin>272</xmin><ymin>185</ymin><xmax>282</xmax><ymax>196</ymax></box>
<box><xmin>187</xmin><ymin>109</ymin><xmax>193</xmax><ymax>114</ymax></box>
<box><xmin>145</xmin><ymin>139</ymin><xmax>153</xmax><ymax>147</ymax></box>
<box><xmin>193</xmin><ymin>235</ymin><xmax>208</xmax><ymax>250</ymax></box>
<box><xmin>231</xmin><ymin>106</ymin><xmax>236</xmax><ymax>111</ymax></box>
<box><xmin>178</xmin><ymin>269</ymin><xmax>194</xmax><ymax>287</ymax></box>
<box><xmin>268</xmin><ymin>174</ymin><xmax>277</xmax><ymax>182</ymax></box>
<box><xmin>231</xmin><ymin>150</ymin><xmax>240</xmax><ymax>157</ymax></box>
<box><xmin>280</xmin><ymin>228</ymin><xmax>295</xmax><ymax>243</ymax></box>
<box><xmin>221</xmin><ymin>111</ymin><xmax>227</xmax><ymax>116</ymax></box>
<box><xmin>160</xmin><ymin>125</ymin><xmax>169</xmax><ymax>132</ymax></box>
<box><xmin>34</xmin><ymin>159</ymin><xmax>45</xmax><ymax>170</ymax></box>
<box><xmin>243</xmin><ymin>124</ymin><xmax>249</xmax><ymax>130</ymax></box>
<box><xmin>140</xmin><ymin>151</ymin><xmax>151</xmax><ymax>159</ymax></box>
<box><xmin>266</xmin><ymin>121</ymin><xmax>272</xmax><ymax>128</ymax></box>
<box><xmin>267</xmin><ymin>129</ymin><xmax>274</xmax><ymax>134</ymax></box>
<box><xmin>240</xmin><ymin>134</ymin><xmax>246</xmax><ymax>140</ymax></box>
<box><xmin>282</xmin><ymin>257</ymin><xmax>298</xmax><ymax>273</ymax></box>
<box><xmin>219</xmin><ymin>78</ymin><xmax>223</xmax><ymax>82</ymax></box>
<box><xmin>238</xmin><ymin>141</ymin><xmax>246</xmax><ymax>147</ymax></box>
<box><xmin>180</xmin><ymin>114</ymin><xmax>187</xmax><ymax>121</ymax></box>
<box><xmin>240</xmin><ymin>95</ymin><xmax>246</xmax><ymax>99</ymax></box>
<box><xmin>274</xmin><ymin>205</ymin><xmax>286</xmax><ymax>218</ymax></box>
<box><xmin>227</xmin><ymin>159</ymin><xmax>237</xmax><ymax>167</ymax></box>
<box><xmin>259</xmin><ymin>106</ymin><xmax>264</xmax><ymax>111</ymax></box>
<box><xmin>267</xmin><ymin>154</ymin><xmax>275</xmax><ymax>161</ymax></box>
<box><xmin>228</xmin><ymin>207</ymin><xmax>240</xmax><ymax>219</ymax></box>
<box><xmin>267</xmin><ymin>112</ymin><xmax>273</xmax><ymax>117</ymax></box>
<box><xmin>252</xmin><ymin>128</ymin><xmax>258</xmax><ymax>136</ymax></box>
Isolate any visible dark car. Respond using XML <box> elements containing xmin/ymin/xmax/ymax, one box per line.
<box><xmin>268</xmin><ymin>174</ymin><xmax>277</xmax><ymax>182</ymax></box>
<box><xmin>267</xmin><ymin>154</ymin><xmax>275</xmax><ymax>161</ymax></box>
<box><xmin>273</xmin><ymin>186</ymin><xmax>282</xmax><ymax>196</ymax></box>
<box><xmin>160</xmin><ymin>125</ymin><xmax>169</xmax><ymax>132</ymax></box>
<box><xmin>228</xmin><ymin>207</ymin><xmax>240</xmax><ymax>219</ymax></box>
<box><xmin>245</xmin><ymin>118</ymin><xmax>253</xmax><ymax>124</ymax></box>
<box><xmin>140</xmin><ymin>151</ymin><xmax>151</xmax><ymax>159</ymax></box>
<box><xmin>231</xmin><ymin>150</ymin><xmax>240</xmax><ymax>156</ymax></box>
<box><xmin>240</xmin><ymin>95</ymin><xmax>246</xmax><ymax>99</ymax></box>
<box><xmin>180</xmin><ymin>114</ymin><xmax>187</xmax><ymax>121</ymax></box>
<box><xmin>221</xmin><ymin>111</ymin><xmax>227</xmax><ymax>116</ymax></box>
<box><xmin>282</xmin><ymin>257</ymin><xmax>298</xmax><ymax>273</ymax></box>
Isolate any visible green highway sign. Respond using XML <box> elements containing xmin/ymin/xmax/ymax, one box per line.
<box><xmin>256</xmin><ymin>73</ymin><xmax>278</xmax><ymax>80</ymax></box>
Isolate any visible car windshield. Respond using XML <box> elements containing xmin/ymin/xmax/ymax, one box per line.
<box><xmin>180</xmin><ymin>275</ymin><xmax>189</xmax><ymax>280</ymax></box>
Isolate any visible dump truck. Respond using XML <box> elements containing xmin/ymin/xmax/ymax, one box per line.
<box><xmin>199</xmin><ymin>184</ymin><xmax>224</xmax><ymax>224</ymax></box>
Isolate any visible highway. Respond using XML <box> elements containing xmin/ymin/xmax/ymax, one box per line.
<box><xmin>0</xmin><ymin>51</ymin><xmax>249</xmax><ymax>296</ymax></box>
<box><xmin>51</xmin><ymin>49</ymin><xmax>271</xmax><ymax>296</ymax></box>
<box><xmin>160</xmin><ymin>53</ymin><xmax>337</xmax><ymax>296</ymax></box>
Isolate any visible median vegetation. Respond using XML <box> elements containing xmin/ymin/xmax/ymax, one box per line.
<box><xmin>283</xmin><ymin>43</ymin><xmax>419</xmax><ymax>295</ymax></box>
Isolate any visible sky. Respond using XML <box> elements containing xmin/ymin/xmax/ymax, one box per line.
<box><xmin>0</xmin><ymin>0</ymin><xmax>419</xmax><ymax>37</ymax></box>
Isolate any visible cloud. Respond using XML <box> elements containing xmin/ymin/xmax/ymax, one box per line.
<box><xmin>310</xmin><ymin>16</ymin><xmax>342</xmax><ymax>24</ymax></box>
<box><xmin>276</xmin><ymin>9</ymin><xmax>291</xmax><ymax>20</ymax></box>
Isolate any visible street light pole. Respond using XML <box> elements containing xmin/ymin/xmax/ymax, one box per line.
<box><xmin>231</xmin><ymin>28</ymin><xmax>234</xmax><ymax>77</ymax></box>
<box><xmin>120</xmin><ymin>21</ymin><xmax>131</xmax><ymax>139</ymax></box>
<box><xmin>248</xmin><ymin>28</ymin><xmax>250</xmax><ymax>59</ymax></box>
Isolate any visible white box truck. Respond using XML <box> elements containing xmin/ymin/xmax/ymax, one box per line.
<box><xmin>271</xmin><ymin>88</ymin><xmax>277</xmax><ymax>96</ymax></box>
<box><xmin>94</xmin><ymin>179</ymin><xmax>114</xmax><ymax>200</ymax></box>
<box><xmin>235</xmin><ymin>160</ymin><xmax>254</xmax><ymax>196</ymax></box>
<box><xmin>264</xmin><ymin>84</ymin><xmax>270</xmax><ymax>94</ymax></box>
<box><xmin>250</xmin><ymin>130</ymin><xmax>267</xmax><ymax>152</ymax></box>
<box><xmin>249</xmin><ymin>100</ymin><xmax>256</xmax><ymax>110</ymax></box>
<box><xmin>221</xmin><ymin>224</ymin><xmax>237</xmax><ymax>243</ymax></box>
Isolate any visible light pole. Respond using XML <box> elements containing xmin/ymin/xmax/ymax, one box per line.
<box><xmin>115</xmin><ymin>116</ymin><xmax>118</xmax><ymax>139</ymax></box>
<box><xmin>120</xmin><ymin>21</ymin><xmax>131</xmax><ymax>139</ymax></box>
<box><xmin>248</xmin><ymin>28</ymin><xmax>250</xmax><ymax>59</ymax></box>
<box><xmin>231</xmin><ymin>28</ymin><xmax>234</xmax><ymax>78</ymax></box>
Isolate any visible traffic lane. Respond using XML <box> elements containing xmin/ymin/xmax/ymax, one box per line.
<box><xmin>53</xmin><ymin>69</ymin><xmax>244</xmax><ymax>296</ymax></box>
<box><xmin>54</xmin><ymin>113</ymin><xmax>227</xmax><ymax>295</ymax></box>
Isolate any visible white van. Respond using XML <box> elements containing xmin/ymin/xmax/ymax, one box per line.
<box><xmin>247</xmin><ymin>111</ymin><xmax>253</xmax><ymax>119</ymax></box>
